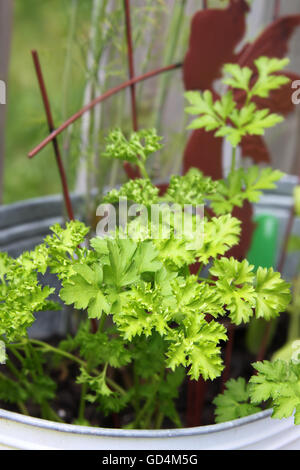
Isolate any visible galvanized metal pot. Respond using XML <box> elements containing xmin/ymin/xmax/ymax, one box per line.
<box><xmin>0</xmin><ymin>194</ymin><xmax>84</xmax><ymax>339</ymax></box>
<box><xmin>0</xmin><ymin>408</ymin><xmax>299</xmax><ymax>450</ymax></box>
<box><xmin>0</xmin><ymin>180</ymin><xmax>300</xmax><ymax>450</ymax></box>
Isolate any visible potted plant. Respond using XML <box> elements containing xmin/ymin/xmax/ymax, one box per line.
<box><xmin>0</xmin><ymin>57</ymin><xmax>299</xmax><ymax>451</ymax></box>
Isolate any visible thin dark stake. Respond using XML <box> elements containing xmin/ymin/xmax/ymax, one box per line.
<box><xmin>124</xmin><ymin>0</ymin><xmax>138</xmax><ymax>132</ymax></box>
<box><xmin>31</xmin><ymin>51</ymin><xmax>98</xmax><ymax>333</ymax></box>
<box><xmin>123</xmin><ymin>0</ymin><xmax>140</xmax><ymax>179</ymax></box>
<box><xmin>28</xmin><ymin>63</ymin><xmax>182</xmax><ymax>159</ymax></box>
<box><xmin>31</xmin><ymin>50</ymin><xmax>75</xmax><ymax>221</ymax></box>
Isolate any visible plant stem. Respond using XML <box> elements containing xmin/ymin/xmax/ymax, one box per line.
<box><xmin>155</xmin><ymin>411</ymin><xmax>164</xmax><ymax>429</ymax></box>
<box><xmin>230</xmin><ymin>146</ymin><xmax>237</xmax><ymax>174</ymax></box>
<box><xmin>6</xmin><ymin>359</ymin><xmax>23</xmax><ymax>382</ymax></box>
<box><xmin>106</xmin><ymin>377</ymin><xmax>127</xmax><ymax>396</ymax></box>
<box><xmin>29</xmin><ymin>339</ymin><xmax>85</xmax><ymax>367</ymax></box>
<box><xmin>98</xmin><ymin>312</ymin><xmax>107</xmax><ymax>333</ymax></box>
<box><xmin>196</xmin><ymin>263</ymin><xmax>203</xmax><ymax>278</ymax></box>
<box><xmin>137</xmin><ymin>161</ymin><xmax>150</xmax><ymax>180</ymax></box>
<box><xmin>29</xmin><ymin>338</ymin><xmax>126</xmax><ymax>396</ymax></box>
<box><xmin>78</xmin><ymin>383</ymin><xmax>88</xmax><ymax>422</ymax></box>
<box><xmin>7</xmin><ymin>344</ymin><xmax>25</xmax><ymax>365</ymax></box>
<box><xmin>132</xmin><ymin>394</ymin><xmax>155</xmax><ymax>429</ymax></box>
<box><xmin>0</xmin><ymin>370</ymin><xmax>29</xmax><ymax>416</ymax></box>
<box><xmin>198</xmin><ymin>277</ymin><xmax>215</xmax><ymax>284</ymax></box>
<box><xmin>17</xmin><ymin>401</ymin><xmax>29</xmax><ymax>416</ymax></box>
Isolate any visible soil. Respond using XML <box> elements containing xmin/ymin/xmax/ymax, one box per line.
<box><xmin>0</xmin><ymin>313</ymin><xmax>289</xmax><ymax>429</ymax></box>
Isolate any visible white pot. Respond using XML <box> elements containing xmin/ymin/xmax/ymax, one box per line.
<box><xmin>0</xmin><ymin>408</ymin><xmax>299</xmax><ymax>450</ymax></box>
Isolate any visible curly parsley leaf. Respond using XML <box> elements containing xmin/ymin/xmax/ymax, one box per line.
<box><xmin>254</xmin><ymin>268</ymin><xmax>291</xmax><ymax>321</ymax></box>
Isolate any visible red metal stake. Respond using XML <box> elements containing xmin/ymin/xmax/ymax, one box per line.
<box><xmin>29</xmin><ymin>63</ymin><xmax>182</xmax><ymax>159</ymax></box>
<box><xmin>186</xmin><ymin>378</ymin><xmax>207</xmax><ymax>427</ymax></box>
<box><xmin>123</xmin><ymin>0</ymin><xmax>141</xmax><ymax>180</ymax></box>
<box><xmin>124</xmin><ymin>0</ymin><xmax>138</xmax><ymax>132</ymax></box>
<box><xmin>31</xmin><ymin>50</ymin><xmax>75</xmax><ymax>221</ymax></box>
<box><xmin>31</xmin><ymin>51</ymin><xmax>98</xmax><ymax>334</ymax></box>
<box><xmin>221</xmin><ymin>323</ymin><xmax>235</xmax><ymax>393</ymax></box>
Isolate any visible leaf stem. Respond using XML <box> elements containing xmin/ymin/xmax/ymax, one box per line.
<box><xmin>137</xmin><ymin>161</ymin><xmax>150</xmax><ymax>180</ymax></box>
<box><xmin>28</xmin><ymin>338</ymin><xmax>127</xmax><ymax>396</ymax></box>
<box><xmin>230</xmin><ymin>146</ymin><xmax>237</xmax><ymax>174</ymax></box>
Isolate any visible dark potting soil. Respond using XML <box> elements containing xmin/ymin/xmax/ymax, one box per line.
<box><xmin>0</xmin><ymin>313</ymin><xmax>289</xmax><ymax>429</ymax></box>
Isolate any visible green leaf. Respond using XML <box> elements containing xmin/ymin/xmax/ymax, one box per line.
<box><xmin>250</xmin><ymin>360</ymin><xmax>300</xmax><ymax>425</ymax></box>
<box><xmin>213</xmin><ymin>378</ymin><xmax>261</xmax><ymax>423</ymax></box>
<box><xmin>60</xmin><ymin>263</ymin><xmax>110</xmax><ymax>319</ymax></box>
<box><xmin>251</xmin><ymin>57</ymin><xmax>290</xmax><ymax>98</ymax></box>
<box><xmin>164</xmin><ymin>168</ymin><xmax>218</xmax><ymax>206</ymax></box>
<box><xmin>223</xmin><ymin>64</ymin><xmax>252</xmax><ymax>91</ymax></box>
<box><xmin>254</xmin><ymin>268</ymin><xmax>291</xmax><ymax>321</ymax></box>
<box><xmin>185</xmin><ymin>57</ymin><xmax>289</xmax><ymax>148</ymax></box>
<box><xmin>210</xmin><ymin>258</ymin><xmax>256</xmax><ymax>324</ymax></box>
<box><xmin>166</xmin><ymin>315</ymin><xmax>227</xmax><ymax>381</ymax></box>
<box><xmin>77</xmin><ymin>367</ymin><xmax>112</xmax><ymax>397</ymax></box>
<box><xmin>103</xmin><ymin>178</ymin><xmax>159</xmax><ymax>206</ymax></box>
<box><xmin>198</xmin><ymin>215</ymin><xmax>241</xmax><ymax>264</ymax></box>
<box><xmin>102</xmin><ymin>128</ymin><xmax>163</xmax><ymax>165</ymax></box>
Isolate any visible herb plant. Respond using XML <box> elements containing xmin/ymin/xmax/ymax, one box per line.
<box><xmin>0</xmin><ymin>57</ymin><xmax>296</xmax><ymax>429</ymax></box>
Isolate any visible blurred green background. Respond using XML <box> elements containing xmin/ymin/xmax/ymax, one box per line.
<box><xmin>2</xmin><ymin>0</ymin><xmax>249</xmax><ymax>205</ymax></box>
<box><xmin>4</xmin><ymin>0</ymin><xmax>91</xmax><ymax>203</ymax></box>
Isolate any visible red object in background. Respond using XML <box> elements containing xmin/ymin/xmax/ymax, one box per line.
<box><xmin>254</xmin><ymin>71</ymin><xmax>300</xmax><ymax>116</ymax></box>
<box><xmin>183</xmin><ymin>1</ymin><xmax>300</xmax><ymax>260</ymax></box>
<box><xmin>238</xmin><ymin>15</ymin><xmax>300</xmax><ymax>66</ymax></box>
<box><xmin>183</xmin><ymin>2</ymin><xmax>300</xmax><ymax>178</ymax></box>
<box><xmin>183</xmin><ymin>0</ymin><xmax>249</xmax><ymax>91</ymax></box>
<box><xmin>228</xmin><ymin>201</ymin><xmax>256</xmax><ymax>260</ymax></box>
<box><xmin>183</xmin><ymin>129</ymin><xmax>223</xmax><ymax>180</ymax></box>
<box><xmin>183</xmin><ymin>0</ymin><xmax>300</xmax><ymax>427</ymax></box>
<box><xmin>240</xmin><ymin>135</ymin><xmax>270</xmax><ymax>164</ymax></box>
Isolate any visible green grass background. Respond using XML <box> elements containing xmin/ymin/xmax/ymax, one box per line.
<box><xmin>4</xmin><ymin>0</ymin><xmax>90</xmax><ymax>203</ymax></box>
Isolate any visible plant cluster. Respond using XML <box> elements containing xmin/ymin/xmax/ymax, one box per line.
<box><xmin>0</xmin><ymin>57</ymin><xmax>297</xmax><ymax>429</ymax></box>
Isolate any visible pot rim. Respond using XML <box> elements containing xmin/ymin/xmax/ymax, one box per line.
<box><xmin>0</xmin><ymin>407</ymin><xmax>273</xmax><ymax>438</ymax></box>
<box><xmin>0</xmin><ymin>195</ymin><xmax>283</xmax><ymax>439</ymax></box>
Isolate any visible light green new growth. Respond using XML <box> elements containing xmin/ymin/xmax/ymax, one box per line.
<box><xmin>213</xmin><ymin>377</ymin><xmax>261</xmax><ymax>423</ymax></box>
<box><xmin>185</xmin><ymin>57</ymin><xmax>290</xmax><ymax>147</ymax></box>
<box><xmin>250</xmin><ymin>360</ymin><xmax>300</xmax><ymax>425</ymax></box>
<box><xmin>102</xmin><ymin>128</ymin><xmax>163</xmax><ymax>179</ymax></box>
